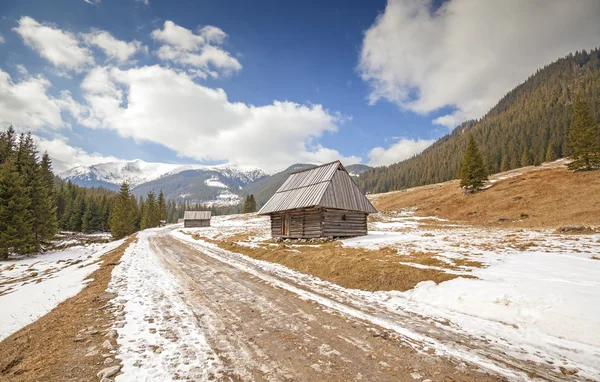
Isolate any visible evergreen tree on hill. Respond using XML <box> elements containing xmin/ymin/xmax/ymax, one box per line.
<box><xmin>141</xmin><ymin>191</ymin><xmax>158</xmax><ymax>229</ymax></box>
<box><xmin>460</xmin><ymin>134</ymin><xmax>488</xmax><ymax>192</ymax></box>
<box><xmin>157</xmin><ymin>190</ymin><xmax>167</xmax><ymax>225</ymax></box>
<box><xmin>0</xmin><ymin>161</ymin><xmax>36</xmax><ymax>258</ymax></box>
<box><xmin>39</xmin><ymin>152</ymin><xmax>58</xmax><ymax>240</ymax></box>
<box><xmin>109</xmin><ymin>183</ymin><xmax>136</xmax><ymax>239</ymax></box>
<box><xmin>568</xmin><ymin>94</ymin><xmax>600</xmax><ymax>171</ymax></box>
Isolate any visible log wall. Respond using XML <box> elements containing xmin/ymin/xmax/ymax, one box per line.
<box><xmin>322</xmin><ymin>209</ymin><xmax>367</xmax><ymax>237</ymax></box>
<box><xmin>184</xmin><ymin>219</ymin><xmax>211</xmax><ymax>228</ymax></box>
<box><xmin>269</xmin><ymin>208</ymin><xmax>367</xmax><ymax>238</ymax></box>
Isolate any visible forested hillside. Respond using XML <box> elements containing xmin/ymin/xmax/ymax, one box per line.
<box><xmin>358</xmin><ymin>49</ymin><xmax>600</xmax><ymax>193</ymax></box>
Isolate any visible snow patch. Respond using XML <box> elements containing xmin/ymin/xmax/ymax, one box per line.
<box><xmin>0</xmin><ymin>239</ymin><xmax>125</xmax><ymax>341</ymax></box>
<box><xmin>108</xmin><ymin>229</ymin><xmax>223</xmax><ymax>380</ymax></box>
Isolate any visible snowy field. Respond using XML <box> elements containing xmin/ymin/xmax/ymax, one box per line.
<box><xmin>0</xmin><ymin>239</ymin><xmax>125</xmax><ymax>341</ymax></box>
<box><xmin>176</xmin><ymin>211</ymin><xmax>600</xmax><ymax>379</ymax></box>
<box><xmin>343</xmin><ymin>209</ymin><xmax>600</xmax><ymax>348</ymax></box>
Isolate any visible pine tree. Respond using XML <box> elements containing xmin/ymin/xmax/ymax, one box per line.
<box><xmin>82</xmin><ymin>199</ymin><xmax>103</xmax><ymax>233</ymax></box>
<box><xmin>460</xmin><ymin>134</ymin><xmax>488</xmax><ymax>192</ymax></box>
<box><xmin>38</xmin><ymin>152</ymin><xmax>58</xmax><ymax>241</ymax></box>
<box><xmin>500</xmin><ymin>154</ymin><xmax>510</xmax><ymax>172</ymax></box>
<box><xmin>0</xmin><ymin>126</ymin><xmax>16</xmax><ymax>163</ymax></box>
<box><xmin>157</xmin><ymin>190</ymin><xmax>167</xmax><ymax>226</ymax></box>
<box><xmin>0</xmin><ymin>161</ymin><xmax>36</xmax><ymax>258</ymax></box>
<box><xmin>520</xmin><ymin>147</ymin><xmax>533</xmax><ymax>167</ymax></box>
<box><xmin>545</xmin><ymin>142</ymin><xmax>560</xmax><ymax>162</ymax></box>
<box><xmin>69</xmin><ymin>193</ymin><xmax>85</xmax><ymax>232</ymax></box>
<box><xmin>568</xmin><ymin>94</ymin><xmax>600</xmax><ymax>170</ymax></box>
<box><xmin>242</xmin><ymin>195</ymin><xmax>257</xmax><ymax>213</ymax></box>
<box><xmin>109</xmin><ymin>183</ymin><xmax>136</xmax><ymax>239</ymax></box>
<box><xmin>13</xmin><ymin>134</ymin><xmax>42</xmax><ymax>251</ymax></box>
<box><xmin>248</xmin><ymin>194</ymin><xmax>257</xmax><ymax>212</ymax></box>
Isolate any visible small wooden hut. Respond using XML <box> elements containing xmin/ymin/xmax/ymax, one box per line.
<box><xmin>258</xmin><ymin>161</ymin><xmax>376</xmax><ymax>238</ymax></box>
<box><xmin>183</xmin><ymin>211</ymin><xmax>211</xmax><ymax>228</ymax></box>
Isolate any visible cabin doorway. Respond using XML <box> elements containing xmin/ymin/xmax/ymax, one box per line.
<box><xmin>283</xmin><ymin>213</ymin><xmax>291</xmax><ymax>236</ymax></box>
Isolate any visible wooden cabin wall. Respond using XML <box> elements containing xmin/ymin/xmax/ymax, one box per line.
<box><xmin>184</xmin><ymin>219</ymin><xmax>211</xmax><ymax>228</ymax></box>
<box><xmin>270</xmin><ymin>208</ymin><xmax>322</xmax><ymax>238</ymax></box>
<box><xmin>271</xmin><ymin>214</ymin><xmax>283</xmax><ymax>237</ymax></box>
<box><xmin>269</xmin><ymin>208</ymin><xmax>367</xmax><ymax>238</ymax></box>
<box><xmin>322</xmin><ymin>209</ymin><xmax>367</xmax><ymax>237</ymax></box>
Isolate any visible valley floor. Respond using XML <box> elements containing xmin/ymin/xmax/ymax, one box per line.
<box><xmin>1</xmin><ymin>206</ymin><xmax>599</xmax><ymax>381</ymax></box>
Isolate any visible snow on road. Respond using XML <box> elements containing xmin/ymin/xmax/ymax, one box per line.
<box><xmin>108</xmin><ymin>228</ymin><xmax>224</xmax><ymax>381</ymax></box>
<box><xmin>0</xmin><ymin>239</ymin><xmax>125</xmax><ymax>341</ymax></box>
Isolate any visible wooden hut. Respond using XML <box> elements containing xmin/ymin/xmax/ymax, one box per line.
<box><xmin>183</xmin><ymin>211</ymin><xmax>211</xmax><ymax>228</ymax></box>
<box><xmin>258</xmin><ymin>161</ymin><xmax>377</xmax><ymax>238</ymax></box>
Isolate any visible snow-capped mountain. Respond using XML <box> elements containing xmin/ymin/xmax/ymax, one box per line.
<box><xmin>60</xmin><ymin>160</ymin><xmax>269</xmax><ymax>206</ymax></box>
<box><xmin>60</xmin><ymin>159</ymin><xmax>267</xmax><ymax>189</ymax></box>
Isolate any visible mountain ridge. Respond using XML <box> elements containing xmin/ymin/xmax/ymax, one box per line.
<box><xmin>60</xmin><ymin>159</ymin><xmax>371</xmax><ymax>207</ymax></box>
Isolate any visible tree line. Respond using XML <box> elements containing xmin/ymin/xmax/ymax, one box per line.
<box><xmin>460</xmin><ymin>93</ymin><xmax>599</xmax><ymax>193</ymax></box>
<box><xmin>0</xmin><ymin>126</ymin><xmax>177</xmax><ymax>256</ymax></box>
<box><xmin>1</xmin><ymin>128</ymin><xmax>57</xmax><ymax>258</ymax></box>
<box><xmin>358</xmin><ymin>48</ymin><xmax>600</xmax><ymax>194</ymax></box>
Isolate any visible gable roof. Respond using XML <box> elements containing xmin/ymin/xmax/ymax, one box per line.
<box><xmin>258</xmin><ymin>161</ymin><xmax>377</xmax><ymax>215</ymax></box>
<box><xmin>184</xmin><ymin>210</ymin><xmax>211</xmax><ymax>220</ymax></box>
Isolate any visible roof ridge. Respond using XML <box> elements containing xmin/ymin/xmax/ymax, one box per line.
<box><xmin>289</xmin><ymin>160</ymin><xmax>341</xmax><ymax>175</ymax></box>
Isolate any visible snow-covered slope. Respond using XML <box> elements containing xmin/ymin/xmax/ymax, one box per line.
<box><xmin>60</xmin><ymin>160</ymin><xmax>269</xmax><ymax>206</ymax></box>
<box><xmin>60</xmin><ymin>160</ymin><xmax>268</xmax><ymax>190</ymax></box>
<box><xmin>60</xmin><ymin>160</ymin><xmax>180</xmax><ymax>188</ymax></box>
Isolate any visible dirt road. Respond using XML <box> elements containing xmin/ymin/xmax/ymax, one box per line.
<box><xmin>151</xmin><ymin>232</ymin><xmax>501</xmax><ymax>381</ymax></box>
<box><xmin>137</xmin><ymin>226</ymin><xmax>589</xmax><ymax>382</ymax></box>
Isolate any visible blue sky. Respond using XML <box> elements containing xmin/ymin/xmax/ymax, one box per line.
<box><xmin>1</xmin><ymin>0</ymin><xmax>599</xmax><ymax>172</ymax></box>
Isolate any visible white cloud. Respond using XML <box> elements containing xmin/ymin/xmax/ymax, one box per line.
<box><xmin>359</xmin><ymin>0</ymin><xmax>600</xmax><ymax>128</ymax></box>
<box><xmin>82</xmin><ymin>30</ymin><xmax>146</xmax><ymax>63</ymax></box>
<box><xmin>84</xmin><ymin>0</ymin><xmax>101</xmax><ymax>5</ymax></box>
<box><xmin>13</xmin><ymin>16</ymin><xmax>94</xmax><ymax>72</ymax></box>
<box><xmin>135</xmin><ymin>0</ymin><xmax>149</xmax><ymax>5</ymax></box>
<box><xmin>0</xmin><ymin>34</ymin><xmax>5</xmax><ymax>44</ymax></box>
<box><xmin>75</xmin><ymin>65</ymin><xmax>358</xmax><ymax>171</ymax></box>
<box><xmin>0</xmin><ymin>69</ymin><xmax>69</xmax><ymax>132</ymax></box>
<box><xmin>367</xmin><ymin>137</ymin><xmax>435</xmax><ymax>166</ymax></box>
<box><xmin>34</xmin><ymin>135</ymin><xmax>121</xmax><ymax>173</ymax></box>
<box><xmin>152</xmin><ymin>21</ymin><xmax>241</xmax><ymax>78</ymax></box>
<box><xmin>151</xmin><ymin>20</ymin><xmax>203</xmax><ymax>50</ymax></box>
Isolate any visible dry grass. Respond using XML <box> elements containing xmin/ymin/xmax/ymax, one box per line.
<box><xmin>190</xmin><ymin>233</ymin><xmax>470</xmax><ymax>292</ymax></box>
<box><xmin>0</xmin><ymin>236</ymin><xmax>136</xmax><ymax>382</ymax></box>
<box><xmin>372</xmin><ymin>165</ymin><xmax>600</xmax><ymax>229</ymax></box>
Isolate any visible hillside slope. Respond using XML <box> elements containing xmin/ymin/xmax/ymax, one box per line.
<box><xmin>358</xmin><ymin>48</ymin><xmax>600</xmax><ymax>193</ymax></box>
<box><xmin>370</xmin><ymin>160</ymin><xmax>600</xmax><ymax>229</ymax></box>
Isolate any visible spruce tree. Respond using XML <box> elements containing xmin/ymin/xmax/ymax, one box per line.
<box><xmin>520</xmin><ymin>147</ymin><xmax>533</xmax><ymax>167</ymax></box>
<box><xmin>0</xmin><ymin>126</ymin><xmax>16</xmax><ymax>163</ymax></box>
<box><xmin>248</xmin><ymin>194</ymin><xmax>257</xmax><ymax>212</ymax></box>
<box><xmin>460</xmin><ymin>134</ymin><xmax>488</xmax><ymax>192</ymax></box>
<box><xmin>82</xmin><ymin>199</ymin><xmax>103</xmax><ymax>233</ymax></box>
<box><xmin>142</xmin><ymin>191</ymin><xmax>158</xmax><ymax>229</ymax></box>
<box><xmin>568</xmin><ymin>94</ymin><xmax>600</xmax><ymax>170</ymax></box>
<box><xmin>109</xmin><ymin>183</ymin><xmax>136</xmax><ymax>239</ymax></box>
<box><xmin>0</xmin><ymin>161</ymin><xmax>36</xmax><ymax>258</ymax></box>
<box><xmin>38</xmin><ymin>152</ymin><xmax>58</xmax><ymax>241</ymax></box>
<box><xmin>157</xmin><ymin>190</ymin><xmax>167</xmax><ymax>226</ymax></box>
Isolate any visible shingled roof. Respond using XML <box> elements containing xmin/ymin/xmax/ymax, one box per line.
<box><xmin>258</xmin><ymin>161</ymin><xmax>377</xmax><ymax>215</ymax></box>
<box><xmin>184</xmin><ymin>211</ymin><xmax>211</xmax><ymax>220</ymax></box>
